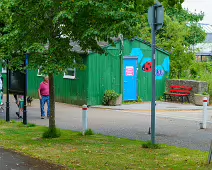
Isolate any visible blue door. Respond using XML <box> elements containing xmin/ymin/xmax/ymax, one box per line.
<box><xmin>124</xmin><ymin>57</ymin><xmax>138</xmax><ymax>101</ymax></box>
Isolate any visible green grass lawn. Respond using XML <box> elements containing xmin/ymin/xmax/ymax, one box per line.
<box><xmin>0</xmin><ymin>120</ymin><xmax>211</xmax><ymax>169</ymax></box>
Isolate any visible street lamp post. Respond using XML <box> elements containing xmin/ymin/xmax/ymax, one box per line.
<box><xmin>6</xmin><ymin>59</ymin><xmax>10</xmax><ymax>122</ymax></box>
<box><xmin>23</xmin><ymin>54</ymin><xmax>29</xmax><ymax>125</ymax></box>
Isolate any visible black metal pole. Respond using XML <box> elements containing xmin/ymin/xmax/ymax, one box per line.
<box><xmin>151</xmin><ymin>5</ymin><xmax>156</xmax><ymax>144</ymax></box>
<box><xmin>6</xmin><ymin>59</ymin><xmax>10</xmax><ymax>122</ymax></box>
<box><xmin>23</xmin><ymin>56</ymin><xmax>27</xmax><ymax>125</ymax></box>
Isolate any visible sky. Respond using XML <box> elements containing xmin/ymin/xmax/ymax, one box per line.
<box><xmin>182</xmin><ymin>0</ymin><xmax>212</xmax><ymax>24</ymax></box>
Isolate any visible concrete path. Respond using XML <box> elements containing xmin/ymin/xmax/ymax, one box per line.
<box><xmin>0</xmin><ymin>147</ymin><xmax>65</xmax><ymax>170</ymax></box>
<box><xmin>92</xmin><ymin>101</ymin><xmax>212</xmax><ymax>111</ymax></box>
<box><xmin>1</xmin><ymin>96</ymin><xmax>212</xmax><ymax>152</ymax></box>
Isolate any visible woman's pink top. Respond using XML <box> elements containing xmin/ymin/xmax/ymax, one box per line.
<box><xmin>39</xmin><ymin>82</ymin><xmax>49</xmax><ymax>96</ymax></box>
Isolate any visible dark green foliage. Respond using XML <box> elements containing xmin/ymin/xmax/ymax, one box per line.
<box><xmin>183</xmin><ymin>62</ymin><xmax>212</xmax><ymax>103</ymax></box>
<box><xmin>166</xmin><ymin>7</ymin><xmax>206</xmax><ymax>46</ymax></box>
<box><xmin>142</xmin><ymin>141</ymin><xmax>161</xmax><ymax>149</ymax></box>
<box><xmin>42</xmin><ymin>127</ymin><xmax>61</xmax><ymax>139</ymax></box>
<box><xmin>135</xmin><ymin>0</ymin><xmax>154</xmax><ymax>13</ymax></box>
<box><xmin>166</xmin><ymin>5</ymin><xmax>204</xmax><ymax>23</ymax></box>
<box><xmin>161</xmin><ymin>0</ymin><xmax>184</xmax><ymax>8</ymax></box>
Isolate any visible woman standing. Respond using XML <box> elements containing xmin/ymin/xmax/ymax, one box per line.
<box><xmin>38</xmin><ymin>76</ymin><xmax>50</xmax><ymax>119</ymax></box>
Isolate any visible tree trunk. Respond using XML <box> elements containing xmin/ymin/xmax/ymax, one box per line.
<box><xmin>49</xmin><ymin>73</ymin><xmax>56</xmax><ymax>129</ymax></box>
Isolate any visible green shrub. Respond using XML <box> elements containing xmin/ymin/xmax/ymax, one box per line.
<box><xmin>103</xmin><ymin>90</ymin><xmax>120</xmax><ymax>106</ymax></box>
<box><xmin>42</xmin><ymin>127</ymin><xmax>61</xmax><ymax>138</ymax></box>
<box><xmin>202</xmin><ymin>92</ymin><xmax>209</xmax><ymax>95</ymax></box>
<box><xmin>85</xmin><ymin>129</ymin><xmax>94</xmax><ymax>135</ymax></box>
<box><xmin>78</xmin><ymin>129</ymin><xmax>95</xmax><ymax>136</ymax></box>
<box><xmin>142</xmin><ymin>141</ymin><xmax>161</xmax><ymax>149</ymax></box>
<box><xmin>138</xmin><ymin>96</ymin><xmax>143</xmax><ymax>102</ymax></box>
<box><xmin>27</xmin><ymin>123</ymin><xmax>36</xmax><ymax>127</ymax></box>
<box><xmin>159</xmin><ymin>96</ymin><xmax>164</xmax><ymax>101</ymax></box>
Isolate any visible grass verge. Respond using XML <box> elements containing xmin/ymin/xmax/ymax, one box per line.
<box><xmin>0</xmin><ymin>120</ymin><xmax>211</xmax><ymax>169</ymax></box>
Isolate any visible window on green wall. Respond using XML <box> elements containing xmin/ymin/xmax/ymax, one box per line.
<box><xmin>2</xmin><ymin>67</ymin><xmax>6</xmax><ymax>74</ymax></box>
<box><xmin>37</xmin><ymin>67</ymin><xmax>44</xmax><ymax>76</ymax></box>
<box><xmin>2</xmin><ymin>60</ymin><xmax>6</xmax><ymax>73</ymax></box>
<box><xmin>63</xmin><ymin>68</ymin><xmax>76</xmax><ymax>79</ymax></box>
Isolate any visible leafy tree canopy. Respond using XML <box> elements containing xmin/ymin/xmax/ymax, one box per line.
<box><xmin>0</xmin><ymin>0</ymin><xmax>184</xmax><ymax>74</ymax></box>
<box><xmin>0</xmin><ymin>0</ymin><xmax>142</xmax><ymax>73</ymax></box>
<box><xmin>0</xmin><ymin>0</ymin><xmax>204</xmax><ymax>82</ymax></box>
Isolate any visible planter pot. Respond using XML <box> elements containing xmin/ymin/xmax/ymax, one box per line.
<box><xmin>108</xmin><ymin>94</ymin><xmax>122</xmax><ymax>106</ymax></box>
<box><xmin>115</xmin><ymin>94</ymin><xmax>122</xmax><ymax>106</ymax></box>
<box><xmin>194</xmin><ymin>94</ymin><xmax>209</xmax><ymax>106</ymax></box>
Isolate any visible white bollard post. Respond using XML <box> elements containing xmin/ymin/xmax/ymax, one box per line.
<box><xmin>82</xmin><ymin>104</ymin><xmax>88</xmax><ymax>135</ymax></box>
<box><xmin>202</xmin><ymin>97</ymin><xmax>208</xmax><ymax>129</ymax></box>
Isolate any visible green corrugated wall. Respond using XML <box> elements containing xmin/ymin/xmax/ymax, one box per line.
<box><xmin>87</xmin><ymin>48</ymin><xmax>121</xmax><ymax>105</ymax></box>
<box><xmin>27</xmin><ymin>56</ymin><xmax>89</xmax><ymax>105</ymax></box>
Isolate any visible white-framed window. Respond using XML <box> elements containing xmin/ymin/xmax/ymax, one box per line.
<box><xmin>2</xmin><ymin>67</ymin><xmax>6</xmax><ymax>73</ymax></box>
<box><xmin>63</xmin><ymin>68</ymin><xmax>76</xmax><ymax>79</ymax></box>
<box><xmin>37</xmin><ymin>67</ymin><xmax>44</xmax><ymax>76</ymax></box>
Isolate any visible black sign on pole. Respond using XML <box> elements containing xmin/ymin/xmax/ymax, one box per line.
<box><xmin>9</xmin><ymin>70</ymin><xmax>25</xmax><ymax>95</ymax></box>
<box><xmin>6</xmin><ymin>55</ymin><xmax>29</xmax><ymax>124</ymax></box>
<box><xmin>148</xmin><ymin>1</ymin><xmax>164</xmax><ymax>145</ymax></box>
<box><xmin>148</xmin><ymin>2</ymin><xmax>164</xmax><ymax>31</ymax></box>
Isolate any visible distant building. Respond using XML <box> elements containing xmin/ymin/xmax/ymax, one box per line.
<box><xmin>195</xmin><ymin>24</ymin><xmax>212</xmax><ymax>62</ymax></box>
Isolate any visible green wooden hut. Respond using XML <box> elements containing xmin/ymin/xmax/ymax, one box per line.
<box><xmin>1</xmin><ymin>38</ymin><xmax>170</xmax><ymax>106</ymax></box>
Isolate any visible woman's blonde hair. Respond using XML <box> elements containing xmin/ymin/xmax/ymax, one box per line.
<box><xmin>44</xmin><ymin>76</ymin><xmax>49</xmax><ymax>81</ymax></box>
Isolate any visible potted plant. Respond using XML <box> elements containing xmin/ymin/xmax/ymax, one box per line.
<box><xmin>103</xmin><ymin>90</ymin><xmax>121</xmax><ymax>106</ymax></box>
<box><xmin>194</xmin><ymin>92</ymin><xmax>210</xmax><ymax>106</ymax></box>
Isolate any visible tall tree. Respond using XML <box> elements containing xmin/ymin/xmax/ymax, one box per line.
<box><xmin>0</xmin><ymin>0</ymin><xmax>142</xmax><ymax>135</ymax></box>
